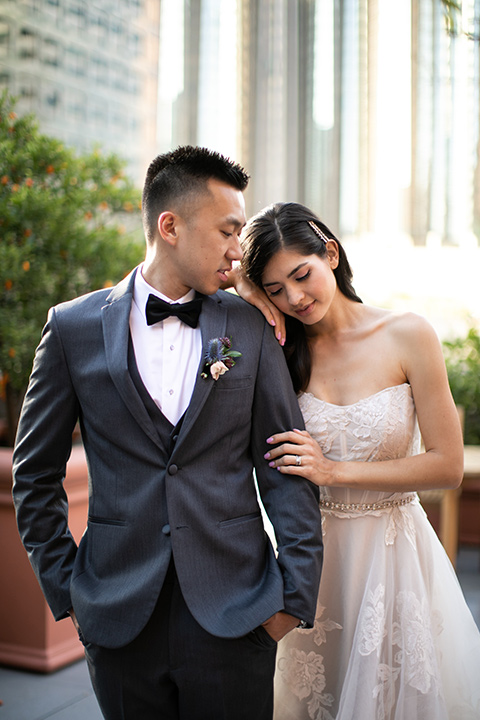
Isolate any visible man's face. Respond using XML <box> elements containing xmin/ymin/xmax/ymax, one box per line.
<box><xmin>172</xmin><ymin>178</ymin><xmax>246</xmax><ymax>296</ymax></box>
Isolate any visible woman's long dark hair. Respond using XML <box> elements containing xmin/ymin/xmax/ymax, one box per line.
<box><xmin>241</xmin><ymin>202</ymin><xmax>362</xmax><ymax>393</ymax></box>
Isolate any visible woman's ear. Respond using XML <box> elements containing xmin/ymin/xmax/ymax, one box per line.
<box><xmin>157</xmin><ymin>211</ymin><xmax>179</xmax><ymax>247</ymax></box>
<box><xmin>326</xmin><ymin>240</ymin><xmax>339</xmax><ymax>270</ymax></box>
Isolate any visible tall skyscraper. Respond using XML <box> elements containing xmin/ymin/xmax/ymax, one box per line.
<box><xmin>0</xmin><ymin>0</ymin><xmax>160</xmax><ymax>185</ymax></box>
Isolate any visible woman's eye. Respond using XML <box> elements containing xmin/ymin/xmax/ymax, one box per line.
<box><xmin>268</xmin><ymin>288</ymin><xmax>282</xmax><ymax>297</ymax></box>
<box><xmin>296</xmin><ymin>270</ymin><xmax>311</xmax><ymax>282</ymax></box>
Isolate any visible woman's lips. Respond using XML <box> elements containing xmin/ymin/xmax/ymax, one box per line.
<box><xmin>295</xmin><ymin>302</ymin><xmax>315</xmax><ymax>317</ymax></box>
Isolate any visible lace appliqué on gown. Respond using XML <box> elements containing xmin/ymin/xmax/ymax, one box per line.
<box><xmin>359</xmin><ymin>585</ymin><xmax>387</xmax><ymax>658</ymax></box>
<box><xmin>360</xmin><ymin>585</ymin><xmax>443</xmax><ymax>719</ymax></box>
<box><xmin>277</xmin><ymin>604</ymin><xmax>341</xmax><ymax>720</ymax></box>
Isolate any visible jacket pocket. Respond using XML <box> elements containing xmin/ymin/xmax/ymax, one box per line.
<box><xmin>218</xmin><ymin>512</ymin><xmax>262</xmax><ymax>528</ymax></box>
<box><xmin>212</xmin><ymin>375</ymin><xmax>253</xmax><ymax>391</ymax></box>
<box><xmin>248</xmin><ymin>624</ymin><xmax>278</xmax><ymax>650</ymax></box>
<box><xmin>88</xmin><ymin>515</ymin><xmax>127</xmax><ymax>526</ymax></box>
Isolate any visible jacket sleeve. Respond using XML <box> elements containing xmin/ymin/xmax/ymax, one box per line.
<box><xmin>12</xmin><ymin>307</ymin><xmax>80</xmax><ymax>620</ymax></box>
<box><xmin>251</xmin><ymin>321</ymin><xmax>323</xmax><ymax>626</ymax></box>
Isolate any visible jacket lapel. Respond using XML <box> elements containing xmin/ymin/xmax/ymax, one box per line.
<box><xmin>101</xmin><ymin>269</ymin><xmax>162</xmax><ymax>447</ymax></box>
<box><xmin>174</xmin><ymin>293</ymin><xmax>227</xmax><ymax>448</ymax></box>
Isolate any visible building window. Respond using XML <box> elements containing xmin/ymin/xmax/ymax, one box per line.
<box><xmin>18</xmin><ymin>0</ymin><xmax>42</xmax><ymax>17</ymax></box>
<box><xmin>110</xmin><ymin>17</ymin><xmax>124</xmax><ymax>48</ymax></box>
<box><xmin>65</xmin><ymin>46</ymin><xmax>86</xmax><ymax>76</ymax></box>
<box><xmin>0</xmin><ymin>19</ymin><xmax>10</xmax><ymax>58</ymax></box>
<box><xmin>91</xmin><ymin>55</ymin><xmax>108</xmax><ymax>85</ymax></box>
<box><xmin>14</xmin><ymin>73</ymin><xmax>39</xmax><ymax>113</ymax></box>
<box><xmin>0</xmin><ymin>72</ymin><xmax>10</xmax><ymax>90</ymax></box>
<box><xmin>41</xmin><ymin>81</ymin><xmax>63</xmax><ymax>120</ymax></box>
<box><xmin>88</xmin><ymin>98</ymin><xmax>107</xmax><ymax>127</ymax></box>
<box><xmin>43</xmin><ymin>37</ymin><xmax>61</xmax><ymax>67</ymax></box>
<box><xmin>127</xmin><ymin>70</ymin><xmax>139</xmax><ymax>95</ymax></box>
<box><xmin>19</xmin><ymin>27</ymin><xmax>36</xmax><ymax>59</ymax></box>
<box><xmin>126</xmin><ymin>31</ymin><xmax>141</xmax><ymax>58</ymax></box>
<box><xmin>127</xmin><ymin>0</ymin><xmax>142</xmax><ymax>17</ymax></box>
<box><xmin>66</xmin><ymin>0</ymin><xmax>87</xmax><ymax>32</ymax></box>
<box><xmin>110</xmin><ymin>102</ymin><xmax>126</xmax><ymax>133</ymax></box>
<box><xmin>89</xmin><ymin>10</ymin><xmax>108</xmax><ymax>41</ymax></box>
<box><xmin>44</xmin><ymin>0</ymin><xmax>60</xmax><ymax>17</ymax></box>
<box><xmin>111</xmin><ymin>63</ymin><xmax>126</xmax><ymax>91</ymax></box>
<box><xmin>66</xmin><ymin>88</ymin><xmax>86</xmax><ymax>122</ymax></box>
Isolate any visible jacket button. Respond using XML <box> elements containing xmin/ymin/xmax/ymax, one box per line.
<box><xmin>168</xmin><ymin>464</ymin><xmax>178</xmax><ymax>475</ymax></box>
<box><xmin>162</xmin><ymin>524</ymin><xmax>171</xmax><ymax>536</ymax></box>
<box><xmin>172</xmin><ymin>434</ymin><xmax>178</xmax><ymax>442</ymax></box>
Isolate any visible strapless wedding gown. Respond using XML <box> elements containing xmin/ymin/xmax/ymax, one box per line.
<box><xmin>273</xmin><ymin>384</ymin><xmax>480</xmax><ymax>720</ymax></box>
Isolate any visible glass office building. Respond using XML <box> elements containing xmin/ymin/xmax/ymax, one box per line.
<box><xmin>1</xmin><ymin>0</ymin><xmax>479</xmax><ymax>246</ymax></box>
<box><xmin>0</xmin><ymin>0</ymin><xmax>160</xmax><ymax>185</ymax></box>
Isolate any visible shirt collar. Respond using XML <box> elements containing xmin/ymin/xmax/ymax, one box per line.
<box><xmin>133</xmin><ymin>264</ymin><xmax>196</xmax><ymax>317</ymax></box>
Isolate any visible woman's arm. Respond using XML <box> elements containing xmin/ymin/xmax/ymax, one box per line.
<box><xmin>265</xmin><ymin>315</ymin><xmax>464</xmax><ymax>492</ymax></box>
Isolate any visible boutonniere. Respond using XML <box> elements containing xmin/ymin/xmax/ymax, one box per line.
<box><xmin>201</xmin><ymin>336</ymin><xmax>242</xmax><ymax>381</ymax></box>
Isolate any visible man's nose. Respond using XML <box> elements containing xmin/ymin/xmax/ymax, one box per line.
<box><xmin>227</xmin><ymin>234</ymin><xmax>243</xmax><ymax>262</ymax></box>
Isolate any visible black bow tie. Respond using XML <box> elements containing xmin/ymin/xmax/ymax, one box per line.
<box><xmin>145</xmin><ymin>294</ymin><xmax>203</xmax><ymax>328</ymax></box>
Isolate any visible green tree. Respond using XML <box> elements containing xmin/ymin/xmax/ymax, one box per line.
<box><xmin>443</xmin><ymin>325</ymin><xmax>480</xmax><ymax>445</ymax></box>
<box><xmin>440</xmin><ymin>0</ymin><xmax>480</xmax><ymax>41</ymax></box>
<box><xmin>0</xmin><ymin>92</ymin><xmax>144</xmax><ymax>444</ymax></box>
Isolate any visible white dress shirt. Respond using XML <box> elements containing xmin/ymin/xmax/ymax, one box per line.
<box><xmin>129</xmin><ymin>265</ymin><xmax>203</xmax><ymax>426</ymax></box>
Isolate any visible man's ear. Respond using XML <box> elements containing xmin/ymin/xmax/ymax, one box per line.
<box><xmin>158</xmin><ymin>211</ymin><xmax>179</xmax><ymax>246</ymax></box>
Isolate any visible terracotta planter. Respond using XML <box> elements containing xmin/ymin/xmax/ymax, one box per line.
<box><xmin>0</xmin><ymin>445</ymin><xmax>88</xmax><ymax>672</ymax></box>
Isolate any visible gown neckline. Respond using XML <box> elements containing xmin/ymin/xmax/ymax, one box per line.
<box><xmin>300</xmin><ymin>382</ymin><xmax>411</xmax><ymax>409</ymax></box>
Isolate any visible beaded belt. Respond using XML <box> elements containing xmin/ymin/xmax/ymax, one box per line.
<box><xmin>319</xmin><ymin>493</ymin><xmax>417</xmax><ymax>514</ymax></box>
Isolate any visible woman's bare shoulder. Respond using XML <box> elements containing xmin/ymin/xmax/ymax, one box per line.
<box><xmin>364</xmin><ymin>306</ymin><xmax>435</xmax><ymax>339</ymax></box>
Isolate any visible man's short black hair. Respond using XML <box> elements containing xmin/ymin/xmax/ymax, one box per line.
<box><xmin>142</xmin><ymin>145</ymin><xmax>250</xmax><ymax>243</ymax></box>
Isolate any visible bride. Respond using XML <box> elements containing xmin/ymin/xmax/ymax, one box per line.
<box><xmin>233</xmin><ymin>202</ymin><xmax>480</xmax><ymax>720</ymax></box>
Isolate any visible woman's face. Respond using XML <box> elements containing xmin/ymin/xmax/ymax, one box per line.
<box><xmin>261</xmin><ymin>247</ymin><xmax>338</xmax><ymax>324</ymax></box>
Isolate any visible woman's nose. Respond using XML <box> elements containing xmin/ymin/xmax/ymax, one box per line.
<box><xmin>287</xmin><ymin>287</ymin><xmax>305</xmax><ymax>308</ymax></box>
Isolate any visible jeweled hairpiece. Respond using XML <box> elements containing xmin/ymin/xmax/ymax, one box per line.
<box><xmin>308</xmin><ymin>220</ymin><xmax>329</xmax><ymax>245</ymax></box>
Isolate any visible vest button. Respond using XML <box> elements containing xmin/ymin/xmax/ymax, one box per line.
<box><xmin>168</xmin><ymin>464</ymin><xmax>178</xmax><ymax>475</ymax></box>
<box><xmin>162</xmin><ymin>524</ymin><xmax>171</xmax><ymax>535</ymax></box>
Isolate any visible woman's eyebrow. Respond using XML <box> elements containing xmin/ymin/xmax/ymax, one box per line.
<box><xmin>263</xmin><ymin>262</ymin><xmax>309</xmax><ymax>287</ymax></box>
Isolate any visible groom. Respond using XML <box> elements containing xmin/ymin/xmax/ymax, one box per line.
<box><xmin>13</xmin><ymin>146</ymin><xmax>323</xmax><ymax>719</ymax></box>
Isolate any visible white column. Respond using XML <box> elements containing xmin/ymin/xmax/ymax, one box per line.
<box><xmin>373</xmin><ymin>0</ymin><xmax>412</xmax><ymax>239</ymax></box>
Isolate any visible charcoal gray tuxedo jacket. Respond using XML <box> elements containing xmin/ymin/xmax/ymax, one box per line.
<box><xmin>12</xmin><ymin>268</ymin><xmax>323</xmax><ymax>649</ymax></box>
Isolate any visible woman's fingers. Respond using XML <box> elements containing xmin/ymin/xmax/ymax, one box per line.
<box><xmin>269</xmin><ymin>453</ymin><xmax>304</xmax><ymax>468</ymax></box>
<box><xmin>266</xmin><ymin>429</ymin><xmax>308</xmax><ymax>446</ymax></box>
<box><xmin>264</xmin><ymin>442</ymin><xmax>304</xmax><ymax>461</ymax></box>
<box><xmin>264</xmin><ymin>429</ymin><xmax>333</xmax><ymax>486</ymax></box>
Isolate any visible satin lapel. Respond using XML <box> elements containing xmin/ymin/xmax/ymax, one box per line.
<box><xmin>101</xmin><ymin>270</ymin><xmax>161</xmax><ymax>447</ymax></box>
<box><xmin>174</xmin><ymin>294</ymin><xmax>227</xmax><ymax>448</ymax></box>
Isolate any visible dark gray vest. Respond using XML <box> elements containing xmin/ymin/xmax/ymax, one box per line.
<box><xmin>128</xmin><ymin>337</ymin><xmax>185</xmax><ymax>460</ymax></box>
<box><xmin>128</xmin><ymin>337</ymin><xmax>186</xmax><ymax>539</ymax></box>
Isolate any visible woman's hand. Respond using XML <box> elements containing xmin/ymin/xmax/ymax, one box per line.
<box><xmin>264</xmin><ymin>429</ymin><xmax>335</xmax><ymax>486</ymax></box>
<box><xmin>224</xmin><ymin>266</ymin><xmax>286</xmax><ymax>345</ymax></box>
